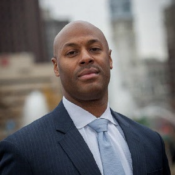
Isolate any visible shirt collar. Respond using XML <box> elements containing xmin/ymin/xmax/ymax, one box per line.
<box><xmin>62</xmin><ymin>97</ymin><xmax>118</xmax><ymax>129</ymax></box>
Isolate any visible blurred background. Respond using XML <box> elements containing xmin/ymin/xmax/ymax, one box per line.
<box><xmin>0</xmin><ymin>0</ymin><xmax>175</xmax><ymax>173</ymax></box>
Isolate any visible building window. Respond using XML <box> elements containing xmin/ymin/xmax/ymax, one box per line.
<box><xmin>123</xmin><ymin>2</ymin><xmax>131</xmax><ymax>13</ymax></box>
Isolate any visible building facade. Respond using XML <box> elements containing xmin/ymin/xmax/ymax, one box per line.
<box><xmin>108</xmin><ymin>0</ymin><xmax>143</xmax><ymax>106</ymax></box>
<box><xmin>141</xmin><ymin>59</ymin><xmax>170</xmax><ymax>106</ymax></box>
<box><xmin>0</xmin><ymin>0</ymin><xmax>47</xmax><ymax>62</ymax></box>
<box><xmin>0</xmin><ymin>53</ymin><xmax>62</xmax><ymax>140</ymax></box>
<box><xmin>164</xmin><ymin>0</ymin><xmax>175</xmax><ymax>110</ymax></box>
<box><xmin>43</xmin><ymin>19</ymin><xmax>69</xmax><ymax>60</ymax></box>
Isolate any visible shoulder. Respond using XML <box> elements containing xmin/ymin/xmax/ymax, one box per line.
<box><xmin>0</xmin><ymin>112</ymin><xmax>55</xmax><ymax>174</ymax></box>
<box><xmin>111</xmin><ymin>110</ymin><xmax>162</xmax><ymax>143</ymax></box>
<box><xmin>1</xmin><ymin>112</ymin><xmax>52</xmax><ymax>148</ymax></box>
<box><xmin>111</xmin><ymin>111</ymin><xmax>171</xmax><ymax>174</ymax></box>
<box><xmin>2</xmin><ymin>101</ymin><xmax>65</xmax><ymax>145</ymax></box>
<box><xmin>1</xmin><ymin>101</ymin><xmax>65</xmax><ymax>151</ymax></box>
<box><xmin>0</xmin><ymin>101</ymin><xmax>70</xmax><ymax>158</ymax></box>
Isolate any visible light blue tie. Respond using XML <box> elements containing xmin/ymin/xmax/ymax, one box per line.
<box><xmin>89</xmin><ymin>119</ymin><xmax>125</xmax><ymax>175</ymax></box>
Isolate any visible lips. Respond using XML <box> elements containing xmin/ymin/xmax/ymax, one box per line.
<box><xmin>78</xmin><ymin>67</ymin><xmax>99</xmax><ymax>80</ymax></box>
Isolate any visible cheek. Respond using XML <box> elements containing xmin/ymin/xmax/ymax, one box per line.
<box><xmin>99</xmin><ymin>57</ymin><xmax>111</xmax><ymax>70</ymax></box>
<box><xmin>58</xmin><ymin>63</ymin><xmax>76</xmax><ymax>82</ymax></box>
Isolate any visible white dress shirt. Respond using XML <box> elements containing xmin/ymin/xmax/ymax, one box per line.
<box><xmin>63</xmin><ymin>97</ymin><xmax>133</xmax><ymax>175</ymax></box>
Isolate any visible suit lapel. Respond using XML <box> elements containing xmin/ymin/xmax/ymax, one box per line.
<box><xmin>53</xmin><ymin>101</ymin><xmax>101</xmax><ymax>175</ymax></box>
<box><xmin>111</xmin><ymin>110</ymin><xmax>147</xmax><ymax>175</ymax></box>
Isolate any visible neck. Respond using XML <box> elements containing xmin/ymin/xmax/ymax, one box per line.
<box><xmin>64</xmin><ymin>94</ymin><xmax>108</xmax><ymax>117</ymax></box>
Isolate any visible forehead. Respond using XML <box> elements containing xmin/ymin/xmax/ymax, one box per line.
<box><xmin>54</xmin><ymin>23</ymin><xmax>108</xmax><ymax>54</ymax></box>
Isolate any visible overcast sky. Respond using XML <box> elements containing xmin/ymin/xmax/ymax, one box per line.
<box><xmin>40</xmin><ymin>0</ymin><xmax>171</xmax><ymax>60</ymax></box>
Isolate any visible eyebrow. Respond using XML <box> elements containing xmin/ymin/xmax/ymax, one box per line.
<box><xmin>87</xmin><ymin>39</ymin><xmax>101</xmax><ymax>45</ymax></box>
<box><xmin>63</xmin><ymin>39</ymin><xmax>101</xmax><ymax>49</ymax></box>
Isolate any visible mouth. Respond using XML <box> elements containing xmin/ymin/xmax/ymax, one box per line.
<box><xmin>78</xmin><ymin>67</ymin><xmax>99</xmax><ymax>80</ymax></box>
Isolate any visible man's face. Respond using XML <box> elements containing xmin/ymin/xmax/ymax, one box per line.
<box><xmin>52</xmin><ymin>22</ymin><xmax>113</xmax><ymax>102</ymax></box>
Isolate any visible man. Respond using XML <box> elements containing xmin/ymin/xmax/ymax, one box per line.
<box><xmin>0</xmin><ymin>21</ymin><xmax>170</xmax><ymax>175</ymax></box>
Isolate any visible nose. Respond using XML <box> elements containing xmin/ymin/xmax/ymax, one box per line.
<box><xmin>79</xmin><ymin>49</ymin><xmax>94</xmax><ymax>66</ymax></box>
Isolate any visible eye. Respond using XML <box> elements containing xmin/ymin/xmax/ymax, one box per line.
<box><xmin>66</xmin><ymin>50</ymin><xmax>78</xmax><ymax>57</ymax></box>
<box><xmin>90</xmin><ymin>47</ymin><xmax>101</xmax><ymax>53</ymax></box>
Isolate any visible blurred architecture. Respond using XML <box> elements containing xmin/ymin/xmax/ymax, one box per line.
<box><xmin>108</xmin><ymin>0</ymin><xmax>173</xmax><ymax>111</ymax></box>
<box><xmin>164</xmin><ymin>0</ymin><xmax>175</xmax><ymax>111</ymax></box>
<box><xmin>141</xmin><ymin>59</ymin><xmax>170</xmax><ymax>106</ymax></box>
<box><xmin>108</xmin><ymin>0</ymin><xmax>144</xmax><ymax>106</ymax></box>
<box><xmin>0</xmin><ymin>0</ymin><xmax>47</xmax><ymax>62</ymax></box>
<box><xmin>42</xmin><ymin>9</ymin><xmax>69</xmax><ymax>60</ymax></box>
<box><xmin>0</xmin><ymin>0</ymin><xmax>69</xmax><ymax>63</ymax></box>
<box><xmin>43</xmin><ymin>20</ymin><xmax>69</xmax><ymax>59</ymax></box>
<box><xmin>0</xmin><ymin>53</ymin><xmax>62</xmax><ymax>140</ymax></box>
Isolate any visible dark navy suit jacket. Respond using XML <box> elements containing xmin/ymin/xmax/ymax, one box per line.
<box><xmin>0</xmin><ymin>101</ymin><xmax>170</xmax><ymax>175</ymax></box>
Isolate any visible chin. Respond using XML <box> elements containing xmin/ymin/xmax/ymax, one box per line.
<box><xmin>78</xmin><ymin>87</ymin><xmax>107</xmax><ymax>101</ymax></box>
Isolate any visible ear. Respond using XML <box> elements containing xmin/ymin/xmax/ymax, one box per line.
<box><xmin>108</xmin><ymin>49</ymin><xmax>113</xmax><ymax>69</ymax></box>
<box><xmin>51</xmin><ymin>57</ymin><xmax>60</xmax><ymax>77</ymax></box>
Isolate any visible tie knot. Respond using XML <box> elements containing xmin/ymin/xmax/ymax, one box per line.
<box><xmin>88</xmin><ymin>119</ymin><xmax>109</xmax><ymax>133</ymax></box>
